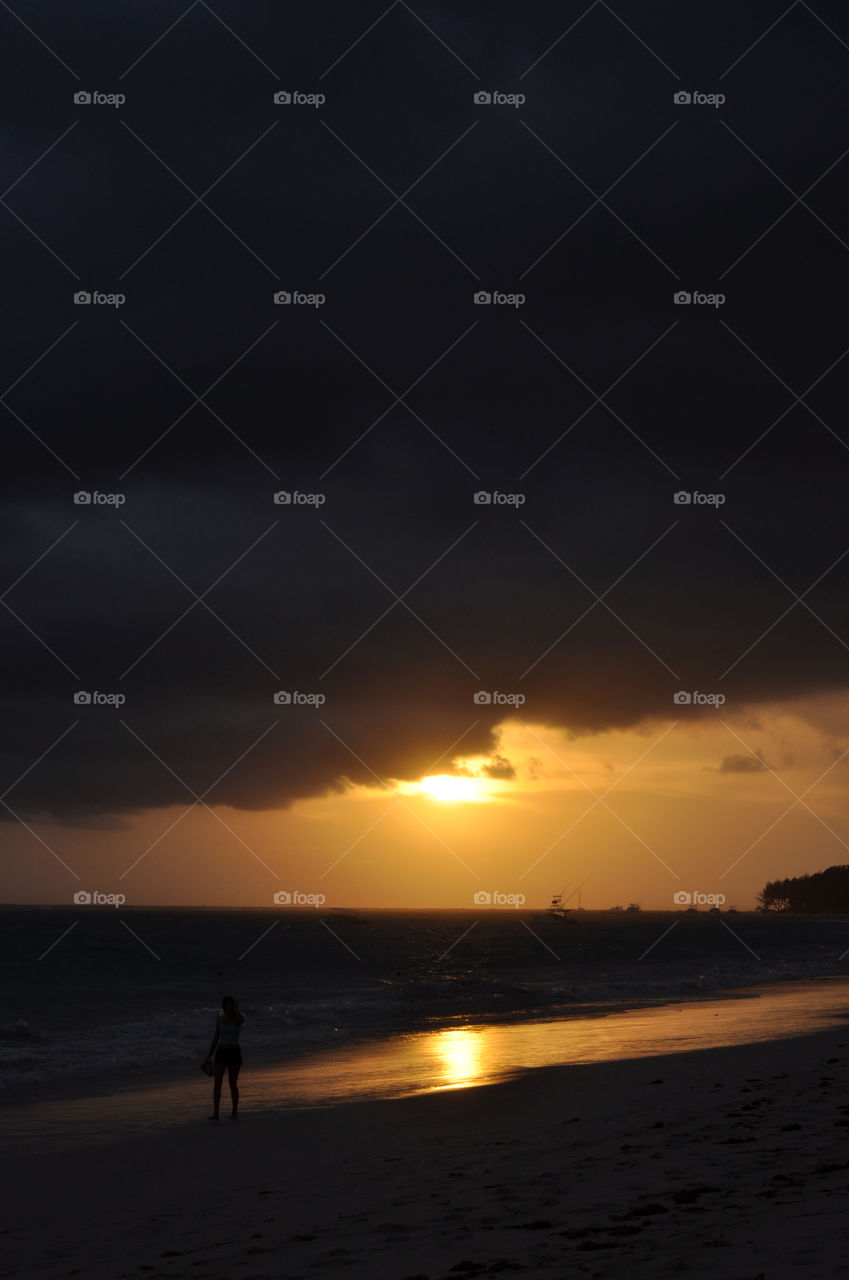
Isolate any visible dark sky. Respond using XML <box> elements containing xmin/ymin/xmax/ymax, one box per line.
<box><xmin>2</xmin><ymin>0</ymin><xmax>849</xmax><ymax>823</ymax></box>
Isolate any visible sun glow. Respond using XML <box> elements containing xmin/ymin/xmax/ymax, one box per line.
<box><xmin>415</xmin><ymin>774</ymin><xmax>490</xmax><ymax>803</ymax></box>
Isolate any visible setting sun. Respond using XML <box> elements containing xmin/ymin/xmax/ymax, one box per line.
<box><xmin>414</xmin><ymin>774</ymin><xmax>492</xmax><ymax>803</ymax></box>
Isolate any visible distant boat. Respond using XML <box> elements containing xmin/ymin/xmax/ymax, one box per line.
<box><xmin>626</xmin><ymin>903</ymin><xmax>641</xmax><ymax>912</ymax></box>
<box><xmin>546</xmin><ymin>890</ymin><xmax>571</xmax><ymax>918</ymax></box>
<box><xmin>327</xmin><ymin>910</ymin><xmax>370</xmax><ymax>926</ymax></box>
<box><xmin>708</xmin><ymin>906</ymin><xmax>721</xmax><ymax>915</ymax></box>
<box><xmin>609</xmin><ymin>905</ymin><xmax>624</xmax><ymax>912</ymax></box>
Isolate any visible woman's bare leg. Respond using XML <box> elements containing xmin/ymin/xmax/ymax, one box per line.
<box><xmin>227</xmin><ymin>1063</ymin><xmax>240</xmax><ymax>1117</ymax></box>
<box><xmin>210</xmin><ymin>1062</ymin><xmax>225</xmax><ymax>1119</ymax></box>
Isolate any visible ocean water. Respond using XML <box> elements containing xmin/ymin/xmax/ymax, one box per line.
<box><xmin>4</xmin><ymin>980</ymin><xmax>849</xmax><ymax>1156</ymax></box>
<box><xmin>1</xmin><ymin>907</ymin><xmax>848</xmax><ymax>1093</ymax></box>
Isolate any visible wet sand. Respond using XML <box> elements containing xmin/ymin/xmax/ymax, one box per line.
<box><xmin>2</xmin><ymin>983</ymin><xmax>849</xmax><ymax>1277</ymax></box>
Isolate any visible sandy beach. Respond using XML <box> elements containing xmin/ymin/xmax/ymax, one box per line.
<box><xmin>3</xmin><ymin>1018</ymin><xmax>849</xmax><ymax>1279</ymax></box>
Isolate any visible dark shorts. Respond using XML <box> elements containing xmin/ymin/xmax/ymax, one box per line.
<box><xmin>214</xmin><ymin>1045</ymin><xmax>242</xmax><ymax>1066</ymax></box>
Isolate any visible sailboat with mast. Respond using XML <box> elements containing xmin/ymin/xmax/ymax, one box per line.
<box><xmin>542</xmin><ymin>879</ymin><xmax>588</xmax><ymax>919</ymax></box>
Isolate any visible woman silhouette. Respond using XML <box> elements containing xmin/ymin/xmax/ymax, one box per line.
<box><xmin>206</xmin><ymin>995</ymin><xmax>243</xmax><ymax>1121</ymax></box>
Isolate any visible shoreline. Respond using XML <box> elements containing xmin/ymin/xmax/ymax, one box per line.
<box><xmin>3</xmin><ymin>973</ymin><xmax>848</xmax><ymax>1106</ymax></box>
<box><xmin>3</xmin><ymin>1022</ymin><xmax>849</xmax><ymax>1278</ymax></box>
<box><xmin>3</xmin><ymin>975</ymin><xmax>849</xmax><ymax>1160</ymax></box>
<box><xmin>1</xmin><ymin>972</ymin><xmax>845</xmax><ymax>1109</ymax></box>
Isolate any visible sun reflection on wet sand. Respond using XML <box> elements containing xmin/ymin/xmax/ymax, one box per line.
<box><xmin>4</xmin><ymin>979</ymin><xmax>849</xmax><ymax>1154</ymax></box>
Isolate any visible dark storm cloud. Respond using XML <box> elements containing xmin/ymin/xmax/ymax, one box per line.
<box><xmin>2</xmin><ymin>1</ymin><xmax>849</xmax><ymax>822</ymax></box>
<box><xmin>714</xmin><ymin>751</ymin><xmax>771</xmax><ymax>774</ymax></box>
<box><xmin>481</xmin><ymin>754</ymin><xmax>517</xmax><ymax>780</ymax></box>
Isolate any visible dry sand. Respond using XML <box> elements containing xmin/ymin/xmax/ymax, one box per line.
<box><xmin>2</xmin><ymin>1025</ymin><xmax>849</xmax><ymax>1279</ymax></box>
